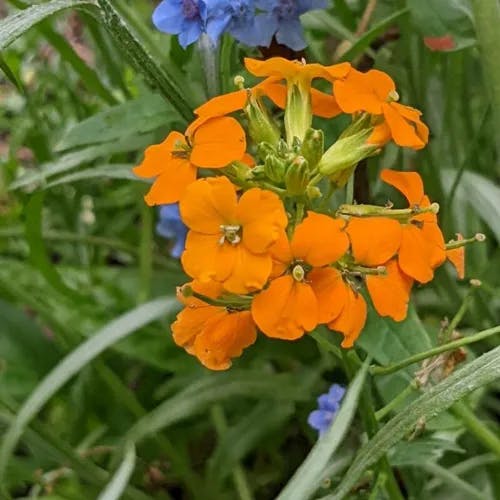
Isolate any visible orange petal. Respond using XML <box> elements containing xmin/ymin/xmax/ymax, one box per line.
<box><xmin>251</xmin><ymin>275</ymin><xmax>318</xmax><ymax>340</ymax></box>
<box><xmin>368</xmin><ymin>121</ymin><xmax>391</xmax><ymax>146</ymax></box>
<box><xmin>133</xmin><ymin>131</ymin><xmax>186</xmax><ymax>178</ymax></box>
<box><xmin>179</xmin><ymin>177</ymin><xmax>237</xmax><ymax>233</ymax></box>
<box><xmin>324</xmin><ymin>62</ymin><xmax>352</xmax><ymax>81</ymax></box>
<box><xmin>222</xmin><ymin>246</ymin><xmax>273</xmax><ymax>294</ymax></box>
<box><xmin>308</xmin><ymin>267</ymin><xmax>348</xmax><ymax>323</ymax></box>
<box><xmin>181</xmin><ymin>232</ymin><xmax>235</xmax><ymax>283</ymax></box>
<box><xmin>143</xmin><ymin>165</ymin><xmax>197</xmax><ymax>206</ymax></box>
<box><xmin>327</xmin><ymin>285</ymin><xmax>367</xmax><ymax>348</ymax></box>
<box><xmin>311</xmin><ymin>88</ymin><xmax>342</xmax><ymax>118</ymax></box>
<box><xmin>418</xmin><ymin>216</ymin><xmax>446</xmax><ymax>268</ymax></box>
<box><xmin>258</xmin><ymin>81</ymin><xmax>287</xmax><ymax>109</ymax></box>
<box><xmin>382</xmin><ymin>103</ymin><xmax>425</xmax><ymax>149</ymax></box>
<box><xmin>190</xmin><ymin>116</ymin><xmax>246</xmax><ymax>168</ymax></box>
<box><xmin>269</xmin><ymin>231</ymin><xmax>293</xmax><ymax>277</ymax></box>
<box><xmin>398</xmin><ymin>225</ymin><xmax>434</xmax><ymax>283</ymax></box>
<box><xmin>244</xmin><ymin>57</ymin><xmax>331</xmax><ymax>82</ymax></box>
<box><xmin>193</xmin><ymin>311</ymin><xmax>257</xmax><ymax>370</ymax></box>
<box><xmin>238</xmin><ymin>188</ymin><xmax>288</xmax><ymax>253</ymax></box>
<box><xmin>346</xmin><ymin>217</ymin><xmax>402</xmax><ymax>267</ymax></box>
<box><xmin>380</xmin><ymin>169</ymin><xmax>425</xmax><ymax>207</ymax></box>
<box><xmin>194</xmin><ymin>89</ymin><xmax>248</xmax><ymax>117</ymax></box>
<box><xmin>291</xmin><ymin>212</ymin><xmax>349</xmax><ymax>266</ymax></box>
<box><xmin>366</xmin><ymin>69</ymin><xmax>396</xmax><ymax>102</ymax></box>
<box><xmin>391</xmin><ymin>102</ymin><xmax>429</xmax><ymax>146</ymax></box>
<box><xmin>366</xmin><ymin>260</ymin><xmax>413</xmax><ymax>321</ymax></box>
<box><xmin>333</xmin><ymin>69</ymin><xmax>384</xmax><ymax>115</ymax></box>
<box><xmin>446</xmin><ymin>234</ymin><xmax>465</xmax><ymax>279</ymax></box>
<box><xmin>172</xmin><ymin>306</ymin><xmax>225</xmax><ymax>352</ymax></box>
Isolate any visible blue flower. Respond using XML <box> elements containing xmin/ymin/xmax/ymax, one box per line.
<box><xmin>256</xmin><ymin>0</ymin><xmax>329</xmax><ymax>50</ymax></box>
<box><xmin>156</xmin><ymin>204</ymin><xmax>187</xmax><ymax>259</ymax></box>
<box><xmin>205</xmin><ymin>0</ymin><xmax>269</xmax><ymax>47</ymax></box>
<box><xmin>153</xmin><ymin>0</ymin><xmax>207</xmax><ymax>48</ymax></box>
<box><xmin>307</xmin><ymin>383</ymin><xmax>345</xmax><ymax>435</ymax></box>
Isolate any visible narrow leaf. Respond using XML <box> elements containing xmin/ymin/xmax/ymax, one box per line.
<box><xmin>324</xmin><ymin>345</ymin><xmax>500</xmax><ymax>500</ymax></box>
<box><xmin>97</xmin><ymin>443</ymin><xmax>136</xmax><ymax>500</ymax></box>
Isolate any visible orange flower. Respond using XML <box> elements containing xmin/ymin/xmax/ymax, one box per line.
<box><xmin>251</xmin><ymin>212</ymin><xmax>355</xmax><ymax>343</ymax></box>
<box><xmin>345</xmin><ymin>217</ymin><xmax>413</xmax><ymax>321</ymax></box>
<box><xmin>446</xmin><ymin>234</ymin><xmax>465</xmax><ymax>279</ymax></box>
<box><xmin>334</xmin><ymin>68</ymin><xmax>429</xmax><ymax>149</ymax></box>
<box><xmin>133</xmin><ymin>116</ymin><xmax>246</xmax><ymax>205</ymax></box>
<box><xmin>172</xmin><ymin>281</ymin><xmax>256</xmax><ymax>370</ymax></box>
<box><xmin>244</xmin><ymin>57</ymin><xmax>351</xmax><ymax>119</ymax></box>
<box><xmin>180</xmin><ymin>177</ymin><xmax>288</xmax><ymax>294</ymax></box>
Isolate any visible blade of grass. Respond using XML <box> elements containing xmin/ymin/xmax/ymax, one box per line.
<box><xmin>97</xmin><ymin>443</ymin><xmax>136</xmax><ymax>500</ymax></box>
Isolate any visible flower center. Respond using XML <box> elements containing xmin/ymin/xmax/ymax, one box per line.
<box><xmin>182</xmin><ymin>0</ymin><xmax>199</xmax><ymax>19</ymax></box>
<box><xmin>292</xmin><ymin>264</ymin><xmax>305</xmax><ymax>282</ymax></box>
<box><xmin>219</xmin><ymin>224</ymin><xmax>242</xmax><ymax>245</ymax></box>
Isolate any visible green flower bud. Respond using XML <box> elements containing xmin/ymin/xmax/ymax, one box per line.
<box><xmin>256</xmin><ymin>142</ymin><xmax>276</xmax><ymax>162</ymax></box>
<box><xmin>285</xmin><ymin>156</ymin><xmax>310</xmax><ymax>196</ymax></box>
<box><xmin>264</xmin><ymin>155</ymin><xmax>287</xmax><ymax>183</ymax></box>
<box><xmin>245</xmin><ymin>94</ymin><xmax>280</xmax><ymax>146</ymax></box>
<box><xmin>276</xmin><ymin>139</ymin><xmax>289</xmax><ymax>157</ymax></box>
<box><xmin>300</xmin><ymin>128</ymin><xmax>324</xmax><ymax>170</ymax></box>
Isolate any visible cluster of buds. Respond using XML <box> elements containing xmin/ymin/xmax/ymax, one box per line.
<box><xmin>134</xmin><ymin>57</ymin><xmax>477</xmax><ymax>370</ymax></box>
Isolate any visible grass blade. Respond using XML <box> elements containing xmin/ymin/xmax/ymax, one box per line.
<box><xmin>97</xmin><ymin>443</ymin><xmax>136</xmax><ymax>500</ymax></box>
<box><xmin>276</xmin><ymin>360</ymin><xmax>370</xmax><ymax>500</ymax></box>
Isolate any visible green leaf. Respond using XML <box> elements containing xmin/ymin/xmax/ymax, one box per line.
<box><xmin>442</xmin><ymin>169</ymin><xmax>500</xmax><ymax>241</ymax></box>
<box><xmin>0</xmin><ymin>0</ymin><xmax>96</xmax><ymax>51</ymax></box>
<box><xmin>0</xmin><ymin>296</ymin><xmax>178</xmax><ymax>484</ymax></box>
<box><xmin>276</xmin><ymin>360</ymin><xmax>370</xmax><ymax>500</ymax></box>
<box><xmin>95</xmin><ymin>0</ymin><xmax>194</xmax><ymax>123</ymax></box>
<box><xmin>45</xmin><ymin>164</ymin><xmax>139</xmax><ymax>188</ymax></box>
<box><xmin>56</xmin><ymin>93</ymin><xmax>175</xmax><ymax>151</ymax></box>
<box><xmin>97</xmin><ymin>443</ymin><xmax>136</xmax><ymax>500</ymax></box>
<box><xmin>389</xmin><ymin>438</ymin><xmax>464</xmax><ymax>466</ymax></box>
<box><xmin>124</xmin><ymin>370</ymin><xmax>319</xmax><ymax>446</ymax></box>
<box><xmin>323</xmin><ymin>345</ymin><xmax>500</xmax><ymax>500</ymax></box>
<box><xmin>407</xmin><ymin>0</ymin><xmax>476</xmax><ymax>51</ymax></box>
<box><xmin>9</xmin><ymin>134</ymin><xmax>154</xmax><ymax>190</ymax></box>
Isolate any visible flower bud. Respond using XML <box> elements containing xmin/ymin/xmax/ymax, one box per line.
<box><xmin>245</xmin><ymin>94</ymin><xmax>281</xmax><ymax>146</ymax></box>
<box><xmin>285</xmin><ymin>156</ymin><xmax>310</xmax><ymax>196</ymax></box>
<box><xmin>264</xmin><ymin>154</ymin><xmax>287</xmax><ymax>183</ymax></box>
<box><xmin>300</xmin><ymin>129</ymin><xmax>324</xmax><ymax>170</ymax></box>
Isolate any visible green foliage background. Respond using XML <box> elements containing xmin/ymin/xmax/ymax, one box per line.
<box><xmin>0</xmin><ymin>0</ymin><xmax>499</xmax><ymax>499</ymax></box>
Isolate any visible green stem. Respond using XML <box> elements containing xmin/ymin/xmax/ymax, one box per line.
<box><xmin>375</xmin><ymin>382</ymin><xmax>418</xmax><ymax>421</ymax></box>
<box><xmin>440</xmin><ymin>289</ymin><xmax>476</xmax><ymax>343</ymax></box>
<box><xmin>471</xmin><ymin>0</ymin><xmax>500</xmax><ymax>155</ymax></box>
<box><xmin>452</xmin><ymin>402</ymin><xmax>500</xmax><ymax>458</ymax></box>
<box><xmin>345</xmin><ymin>174</ymin><xmax>354</xmax><ymax>205</ymax></box>
<box><xmin>138</xmin><ymin>202</ymin><xmax>153</xmax><ymax>304</ymax></box>
<box><xmin>371</xmin><ymin>325</ymin><xmax>500</xmax><ymax>376</ymax></box>
<box><xmin>211</xmin><ymin>405</ymin><xmax>254</xmax><ymax>500</ymax></box>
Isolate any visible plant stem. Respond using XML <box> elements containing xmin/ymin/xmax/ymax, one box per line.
<box><xmin>371</xmin><ymin>325</ymin><xmax>500</xmax><ymax>376</ymax></box>
<box><xmin>375</xmin><ymin>382</ymin><xmax>418</xmax><ymax>421</ymax></box>
<box><xmin>452</xmin><ymin>401</ymin><xmax>500</xmax><ymax>458</ymax></box>
<box><xmin>345</xmin><ymin>174</ymin><xmax>355</xmax><ymax>205</ymax></box>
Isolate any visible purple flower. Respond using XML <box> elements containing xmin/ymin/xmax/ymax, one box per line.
<box><xmin>156</xmin><ymin>204</ymin><xmax>187</xmax><ymax>258</ymax></box>
<box><xmin>256</xmin><ymin>0</ymin><xmax>329</xmax><ymax>50</ymax></box>
<box><xmin>308</xmin><ymin>383</ymin><xmax>345</xmax><ymax>436</ymax></box>
<box><xmin>153</xmin><ymin>0</ymin><xmax>207</xmax><ymax>48</ymax></box>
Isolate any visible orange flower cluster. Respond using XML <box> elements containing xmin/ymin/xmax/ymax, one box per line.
<box><xmin>135</xmin><ymin>57</ymin><xmax>467</xmax><ymax>370</ymax></box>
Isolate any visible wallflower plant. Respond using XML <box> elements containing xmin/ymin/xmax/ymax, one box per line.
<box><xmin>134</xmin><ymin>57</ymin><xmax>472</xmax><ymax>370</ymax></box>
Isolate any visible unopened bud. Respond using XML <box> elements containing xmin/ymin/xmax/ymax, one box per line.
<box><xmin>234</xmin><ymin>75</ymin><xmax>245</xmax><ymax>89</ymax></box>
<box><xmin>276</xmin><ymin>139</ymin><xmax>289</xmax><ymax>157</ymax></box>
<box><xmin>306</xmin><ymin>185</ymin><xmax>321</xmax><ymax>200</ymax></box>
<box><xmin>264</xmin><ymin>154</ymin><xmax>286</xmax><ymax>183</ymax></box>
<box><xmin>285</xmin><ymin>156</ymin><xmax>309</xmax><ymax>196</ymax></box>
<box><xmin>179</xmin><ymin>285</ymin><xmax>193</xmax><ymax>298</ymax></box>
<box><xmin>300</xmin><ymin>128</ymin><xmax>324</xmax><ymax>170</ymax></box>
<box><xmin>245</xmin><ymin>95</ymin><xmax>280</xmax><ymax>146</ymax></box>
<box><xmin>475</xmin><ymin>233</ymin><xmax>486</xmax><ymax>242</ymax></box>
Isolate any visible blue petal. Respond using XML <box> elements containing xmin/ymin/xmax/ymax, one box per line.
<box><xmin>153</xmin><ymin>1</ymin><xmax>184</xmax><ymax>34</ymax></box>
<box><xmin>159</xmin><ymin>204</ymin><xmax>181</xmax><ymax>220</ymax></box>
<box><xmin>317</xmin><ymin>394</ymin><xmax>340</xmax><ymax>412</ymax></box>
<box><xmin>238</xmin><ymin>12</ymin><xmax>278</xmax><ymax>47</ymax></box>
<box><xmin>308</xmin><ymin>409</ymin><xmax>334</xmax><ymax>433</ymax></box>
<box><xmin>297</xmin><ymin>0</ymin><xmax>328</xmax><ymax>14</ymax></box>
<box><xmin>275</xmin><ymin>18</ymin><xmax>306</xmax><ymax>50</ymax></box>
<box><xmin>206</xmin><ymin>12</ymin><xmax>232</xmax><ymax>41</ymax></box>
<box><xmin>178</xmin><ymin>19</ymin><xmax>204</xmax><ymax>48</ymax></box>
<box><xmin>328</xmin><ymin>384</ymin><xmax>346</xmax><ymax>401</ymax></box>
